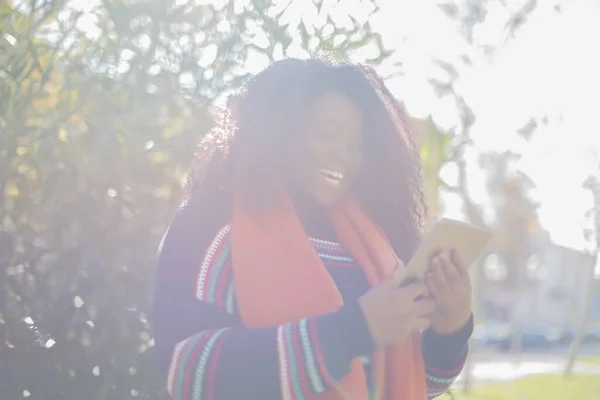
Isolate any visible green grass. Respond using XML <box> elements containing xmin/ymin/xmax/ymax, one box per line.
<box><xmin>447</xmin><ymin>375</ymin><xmax>600</xmax><ymax>400</ymax></box>
<box><xmin>580</xmin><ymin>356</ymin><xmax>600</xmax><ymax>365</ymax></box>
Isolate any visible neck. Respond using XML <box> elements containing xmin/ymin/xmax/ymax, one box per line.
<box><xmin>285</xmin><ymin>183</ymin><xmax>337</xmax><ymax>239</ymax></box>
<box><xmin>286</xmin><ymin>181</ymin><xmax>325</xmax><ymax>213</ymax></box>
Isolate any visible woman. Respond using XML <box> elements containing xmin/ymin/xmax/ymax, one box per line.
<box><xmin>153</xmin><ymin>58</ymin><xmax>473</xmax><ymax>400</ymax></box>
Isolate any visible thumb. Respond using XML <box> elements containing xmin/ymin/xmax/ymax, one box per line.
<box><xmin>381</xmin><ymin>265</ymin><xmax>406</xmax><ymax>288</ymax></box>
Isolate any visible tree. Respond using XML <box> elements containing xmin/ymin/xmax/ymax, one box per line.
<box><xmin>0</xmin><ymin>1</ymin><xmax>389</xmax><ymax>398</ymax></box>
<box><xmin>427</xmin><ymin>0</ymin><xmax>552</xmax><ymax>392</ymax></box>
<box><xmin>564</xmin><ymin>174</ymin><xmax>600</xmax><ymax>376</ymax></box>
<box><xmin>411</xmin><ymin>117</ymin><xmax>453</xmax><ymax>217</ymax></box>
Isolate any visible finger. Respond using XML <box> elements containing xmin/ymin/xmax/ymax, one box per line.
<box><xmin>439</xmin><ymin>250</ymin><xmax>462</xmax><ymax>285</ymax></box>
<box><xmin>428</xmin><ymin>248</ymin><xmax>443</xmax><ymax>271</ymax></box>
<box><xmin>450</xmin><ymin>248</ymin><xmax>469</xmax><ymax>279</ymax></box>
<box><xmin>412</xmin><ymin>316</ymin><xmax>431</xmax><ymax>331</ymax></box>
<box><xmin>381</xmin><ymin>266</ymin><xmax>406</xmax><ymax>288</ymax></box>
<box><xmin>432</xmin><ymin>256</ymin><xmax>452</xmax><ymax>299</ymax></box>
<box><xmin>412</xmin><ymin>299</ymin><xmax>437</xmax><ymax>316</ymax></box>
<box><xmin>396</xmin><ymin>258</ymin><xmax>406</xmax><ymax>270</ymax></box>
<box><xmin>395</xmin><ymin>281</ymin><xmax>428</xmax><ymax>301</ymax></box>
<box><xmin>426</xmin><ymin>272</ymin><xmax>442</xmax><ymax>305</ymax></box>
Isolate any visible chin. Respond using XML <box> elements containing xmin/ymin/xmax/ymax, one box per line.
<box><xmin>314</xmin><ymin>188</ymin><xmax>345</xmax><ymax>208</ymax></box>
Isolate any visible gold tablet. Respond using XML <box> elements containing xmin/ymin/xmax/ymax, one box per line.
<box><xmin>397</xmin><ymin>218</ymin><xmax>493</xmax><ymax>285</ymax></box>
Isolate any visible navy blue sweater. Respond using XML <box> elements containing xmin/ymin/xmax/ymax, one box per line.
<box><xmin>153</xmin><ymin>197</ymin><xmax>472</xmax><ymax>400</ymax></box>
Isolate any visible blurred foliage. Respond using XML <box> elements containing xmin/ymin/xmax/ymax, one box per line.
<box><xmin>412</xmin><ymin>117</ymin><xmax>453</xmax><ymax>217</ymax></box>
<box><xmin>427</xmin><ymin>0</ymin><xmax>546</xmax><ymax>226</ymax></box>
<box><xmin>437</xmin><ymin>0</ymin><xmax>540</xmax><ymax>57</ymax></box>
<box><xmin>0</xmin><ymin>0</ymin><xmax>390</xmax><ymax>398</ymax></box>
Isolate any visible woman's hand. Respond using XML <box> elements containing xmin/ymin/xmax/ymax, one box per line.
<box><xmin>359</xmin><ymin>272</ymin><xmax>436</xmax><ymax>347</ymax></box>
<box><xmin>425</xmin><ymin>249</ymin><xmax>473</xmax><ymax>335</ymax></box>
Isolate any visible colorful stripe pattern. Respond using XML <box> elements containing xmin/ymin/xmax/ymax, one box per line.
<box><xmin>166</xmin><ymin>328</ymin><xmax>231</xmax><ymax>400</ymax></box>
<box><xmin>195</xmin><ymin>225</ymin><xmax>236</xmax><ymax>314</ymax></box>
<box><xmin>310</xmin><ymin>238</ymin><xmax>356</xmax><ymax>266</ymax></box>
<box><xmin>276</xmin><ymin>318</ymin><xmax>336</xmax><ymax>400</ymax></box>
<box><xmin>186</xmin><ymin>227</ymin><xmax>464</xmax><ymax>400</ymax></box>
<box><xmin>425</xmin><ymin>354</ymin><xmax>467</xmax><ymax>399</ymax></box>
<box><xmin>195</xmin><ymin>228</ymin><xmax>359</xmax><ymax>314</ymax></box>
<box><xmin>165</xmin><ymin>320</ymin><xmax>336</xmax><ymax>400</ymax></box>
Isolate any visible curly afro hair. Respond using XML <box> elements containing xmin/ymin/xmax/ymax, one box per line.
<box><xmin>185</xmin><ymin>58</ymin><xmax>426</xmax><ymax>260</ymax></box>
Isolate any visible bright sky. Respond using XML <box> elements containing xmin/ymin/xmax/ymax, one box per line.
<box><xmin>362</xmin><ymin>0</ymin><xmax>600</xmax><ymax>252</ymax></box>
<box><xmin>270</xmin><ymin>0</ymin><xmax>600</xmax><ymax>252</ymax></box>
<box><xmin>66</xmin><ymin>0</ymin><xmax>600</xmax><ymax>252</ymax></box>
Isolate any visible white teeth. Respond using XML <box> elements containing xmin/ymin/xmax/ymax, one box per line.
<box><xmin>320</xmin><ymin>168</ymin><xmax>345</xmax><ymax>188</ymax></box>
<box><xmin>320</xmin><ymin>168</ymin><xmax>345</xmax><ymax>181</ymax></box>
<box><xmin>323</xmin><ymin>176</ymin><xmax>342</xmax><ymax>187</ymax></box>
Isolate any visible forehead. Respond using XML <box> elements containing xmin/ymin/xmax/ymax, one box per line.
<box><xmin>308</xmin><ymin>92</ymin><xmax>363</xmax><ymax>134</ymax></box>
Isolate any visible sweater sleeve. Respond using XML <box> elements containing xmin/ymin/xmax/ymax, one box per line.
<box><xmin>152</xmin><ymin>198</ymin><xmax>375</xmax><ymax>400</ymax></box>
<box><xmin>421</xmin><ymin>315</ymin><xmax>474</xmax><ymax>399</ymax></box>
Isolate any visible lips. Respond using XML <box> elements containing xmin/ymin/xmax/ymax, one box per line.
<box><xmin>319</xmin><ymin>168</ymin><xmax>345</xmax><ymax>187</ymax></box>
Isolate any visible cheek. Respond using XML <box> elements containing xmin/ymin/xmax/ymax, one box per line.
<box><xmin>285</xmin><ymin>144</ymin><xmax>320</xmax><ymax>184</ymax></box>
<box><xmin>354</xmin><ymin>151</ymin><xmax>365</xmax><ymax>170</ymax></box>
<box><xmin>353</xmin><ymin>159</ymin><xmax>364</xmax><ymax>180</ymax></box>
<box><xmin>350</xmin><ymin>155</ymin><xmax>368</xmax><ymax>184</ymax></box>
<box><xmin>347</xmin><ymin>149</ymin><xmax>365</xmax><ymax>175</ymax></box>
<box><xmin>303</xmin><ymin>139</ymin><xmax>326</xmax><ymax>170</ymax></box>
<box><xmin>306</xmin><ymin>136</ymin><xmax>330</xmax><ymax>160</ymax></box>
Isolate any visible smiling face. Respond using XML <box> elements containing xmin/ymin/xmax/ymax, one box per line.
<box><xmin>288</xmin><ymin>92</ymin><xmax>365</xmax><ymax>207</ymax></box>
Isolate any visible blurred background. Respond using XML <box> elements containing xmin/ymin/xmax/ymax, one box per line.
<box><xmin>1</xmin><ymin>0</ymin><xmax>599</xmax><ymax>399</ymax></box>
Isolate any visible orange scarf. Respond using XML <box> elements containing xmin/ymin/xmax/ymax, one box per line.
<box><xmin>231</xmin><ymin>193</ymin><xmax>427</xmax><ymax>400</ymax></box>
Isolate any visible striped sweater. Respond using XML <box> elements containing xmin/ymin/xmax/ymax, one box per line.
<box><xmin>153</xmin><ymin>198</ymin><xmax>472</xmax><ymax>400</ymax></box>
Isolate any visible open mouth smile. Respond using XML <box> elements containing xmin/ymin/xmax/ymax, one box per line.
<box><xmin>319</xmin><ymin>168</ymin><xmax>345</xmax><ymax>187</ymax></box>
